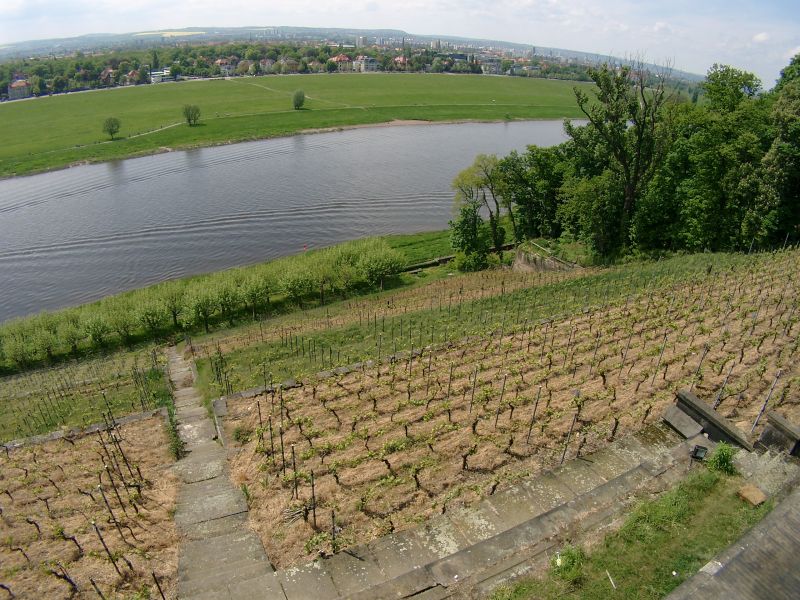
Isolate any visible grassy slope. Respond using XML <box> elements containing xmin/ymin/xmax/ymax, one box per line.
<box><xmin>491</xmin><ymin>469</ymin><xmax>773</xmax><ymax>599</ymax></box>
<box><xmin>0</xmin><ymin>73</ymin><xmax>584</xmax><ymax>177</ymax></box>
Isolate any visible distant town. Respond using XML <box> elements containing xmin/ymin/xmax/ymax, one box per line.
<box><xmin>1</xmin><ymin>26</ymin><xmax>702</xmax><ymax>101</ymax></box>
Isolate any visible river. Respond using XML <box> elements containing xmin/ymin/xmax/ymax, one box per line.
<box><xmin>0</xmin><ymin>120</ymin><xmax>574</xmax><ymax>323</ymax></box>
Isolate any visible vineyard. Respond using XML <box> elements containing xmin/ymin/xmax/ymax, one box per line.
<box><xmin>0</xmin><ymin>348</ymin><xmax>166</xmax><ymax>443</ymax></box>
<box><xmin>0</xmin><ymin>416</ymin><xmax>178</xmax><ymax>598</ymax></box>
<box><xmin>221</xmin><ymin>249</ymin><xmax>800</xmax><ymax>568</ymax></box>
<box><xmin>193</xmin><ymin>266</ymin><xmax>592</xmax><ymax>383</ymax></box>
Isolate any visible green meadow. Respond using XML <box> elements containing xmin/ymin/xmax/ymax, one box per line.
<box><xmin>0</xmin><ymin>73</ymin><xmax>584</xmax><ymax>177</ymax></box>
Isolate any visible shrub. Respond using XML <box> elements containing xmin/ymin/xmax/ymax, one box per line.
<box><xmin>454</xmin><ymin>251</ymin><xmax>488</xmax><ymax>272</ymax></box>
<box><xmin>293</xmin><ymin>90</ymin><xmax>305</xmax><ymax>110</ymax></box>
<box><xmin>551</xmin><ymin>544</ymin><xmax>584</xmax><ymax>585</ymax></box>
<box><xmin>707</xmin><ymin>442</ymin><xmax>737</xmax><ymax>475</ymax></box>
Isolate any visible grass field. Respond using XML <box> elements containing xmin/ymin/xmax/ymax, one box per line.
<box><xmin>0</xmin><ymin>73</ymin><xmax>584</xmax><ymax>177</ymax></box>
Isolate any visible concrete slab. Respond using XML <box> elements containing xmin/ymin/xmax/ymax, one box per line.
<box><xmin>168</xmin><ymin>347</ymin><xmax>275</xmax><ymax>599</ymax></box>
<box><xmin>278</xmin><ymin>561</ymin><xmax>339</xmax><ymax>600</ymax></box>
<box><xmin>575</xmin><ymin>446</ymin><xmax>640</xmax><ymax>481</ymax></box>
<box><xmin>180</xmin><ymin>530</ymin><xmax>270</xmax><ymax>574</ymax></box>
<box><xmin>675</xmin><ymin>390</ymin><xmax>753</xmax><ymax>450</ymax></box>
<box><xmin>181</xmin><ymin>512</ymin><xmax>250</xmax><ymax>541</ymax></box>
<box><xmin>227</xmin><ymin>572</ymin><xmax>286</xmax><ymax>599</ymax></box>
<box><xmin>176</xmin><ymin>487</ymin><xmax>247</xmax><ymax>526</ymax></box>
<box><xmin>346</xmin><ymin>567</ymin><xmax>438</xmax><ymax>600</ymax></box>
<box><xmin>664</xmin><ymin>404</ymin><xmax>703</xmax><ymax>439</ymax></box>
<box><xmin>179</xmin><ymin>560</ymin><xmax>272</xmax><ymax>596</ymax></box>
<box><xmin>553</xmin><ymin>458</ymin><xmax>608</xmax><ymax>495</ymax></box>
<box><xmin>407</xmin><ymin>515</ymin><xmax>471</xmax><ymax>561</ymax></box>
<box><xmin>447</xmin><ymin>503</ymin><xmax>506</xmax><ymax>545</ymax></box>
<box><xmin>366</xmin><ymin>528</ymin><xmax>441</xmax><ymax>580</ymax></box>
<box><xmin>323</xmin><ymin>545</ymin><xmax>385</xmax><ymax>597</ymax></box>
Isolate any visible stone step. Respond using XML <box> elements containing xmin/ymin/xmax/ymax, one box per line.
<box><xmin>188</xmin><ymin>572</ymin><xmax>287</xmax><ymax>600</ymax></box>
<box><xmin>180</xmin><ymin>530</ymin><xmax>270</xmax><ymax>576</ymax></box>
<box><xmin>179</xmin><ymin>558</ymin><xmax>272</xmax><ymax>597</ymax></box>
<box><xmin>181</xmin><ymin>512</ymin><xmax>250</xmax><ymax>541</ymax></box>
<box><xmin>175</xmin><ymin>479</ymin><xmax>248</xmax><ymax>527</ymax></box>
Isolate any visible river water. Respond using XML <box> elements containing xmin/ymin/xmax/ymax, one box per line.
<box><xmin>0</xmin><ymin>120</ymin><xmax>573</xmax><ymax>323</ymax></box>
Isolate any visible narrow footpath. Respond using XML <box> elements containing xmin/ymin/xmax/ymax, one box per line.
<box><xmin>167</xmin><ymin>347</ymin><xmax>280</xmax><ymax>600</ymax></box>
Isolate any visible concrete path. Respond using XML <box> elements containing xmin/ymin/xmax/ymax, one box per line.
<box><xmin>168</xmin><ymin>348</ymin><xmax>278</xmax><ymax>600</ymax></box>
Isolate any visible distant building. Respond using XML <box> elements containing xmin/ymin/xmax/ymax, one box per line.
<box><xmin>393</xmin><ymin>55</ymin><xmax>408</xmax><ymax>69</ymax></box>
<box><xmin>214</xmin><ymin>58</ymin><xmax>235</xmax><ymax>77</ymax></box>
<box><xmin>280</xmin><ymin>57</ymin><xmax>300</xmax><ymax>73</ymax></box>
<box><xmin>99</xmin><ymin>67</ymin><xmax>116</xmax><ymax>86</ymax></box>
<box><xmin>259</xmin><ymin>58</ymin><xmax>276</xmax><ymax>72</ymax></box>
<box><xmin>353</xmin><ymin>55</ymin><xmax>378</xmax><ymax>72</ymax></box>
<box><xmin>480</xmin><ymin>57</ymin><xmax>502</xmax><ymax>75</ymax></box>
<box><xmin>331</xmin><ymin>54</ymin><xmax>353</xmax><ymax>71</ymax></box>
<box><xmin>123</xmin><ymin>70</ymin><xmax>140</xmax><ymax>85</ymax></box>
<box><xmin>356</xmin><ymin>36</ymin><xmax>368</xmax><ymax>48</ymax></box>
<box><xmin>150</xmin><ymin>67</ymin><xmax>172</xmax><ymax>83</ymax></box>
<box><xmin>8</xmin><ymin>79</ymin><xmax>32</xmax><ymax>100</ymax></box>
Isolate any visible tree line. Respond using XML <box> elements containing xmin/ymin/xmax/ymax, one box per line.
<box><xmin>450</xmin><ymin>55</ymin><xmax>800</xmax><ymax>264</ymax></box>
<box><xmin>0</xmin><ymin>238</ymin><xmax>404</xmax><ymax>374</ymax></box>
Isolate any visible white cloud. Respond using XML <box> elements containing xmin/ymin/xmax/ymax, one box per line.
<box><xmin>786</xmin><ymin>46</ymin><xmax>800</xmax><ymax>60</ymax></box>
<box><xmin>752</xmin><ymin>31</ymin><xmax>770</xmax><ymax>43</ymax></box>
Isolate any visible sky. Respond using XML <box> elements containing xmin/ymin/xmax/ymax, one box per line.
<box><xmin>1</xmin><ymin>0</ymin><xmax>798</xmax><ymax>86</ymax></box>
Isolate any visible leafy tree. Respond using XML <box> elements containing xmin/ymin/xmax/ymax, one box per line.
<box><xmin>568</xmin><ymin>62</ymin><xmax>673</xmax><ymax>252</ymax></box>
<box><xmin>452</xmin><ymin>154</ymin><xmax>508</xmax><ymax>254</ymax></box>
<box><xmin>449</xmin><ymin>198</ymin><xmax>489</xmax><ymax>271</ymax></box>
<box><xmin>775</xmin><ymin>53</ymin><xmax>800</xmax><ymax>92</ymax></box>
<box><xmin>102</xmin><ymin>116</ymin><xmax>121</xmax><ymax>140</ymax></box>
<box><xmin>280</xmin><ymin>267</ymin><xmax>315</xmax><ymax>307</ymax></box>
<box><xmin>183</xmin><ymin>104</ymin><xmax>201</xmax><ymax>126</ymax></box>
<box><xmin>497</xmin><ymin>146</ymin><xmax>566</xmax><ymax>240</ymax></box>
<box><xmin>84</xmin><ymin>316</ymin><xmax>110</xmax><ymax>348</ymax></box>
<box><xmin>138</xmin><ymin>302</ymin><xmax>166</xmax><ymax>336</ymax></box>
<box><xmin>293</xmin><ymin>89</ymin><xmax>305</xmax><ymax>110</ymax></box>
<box><xmin>161</xmin><ymin>286</ymin><xmax>186</xmax><ymax>329</ymax></box>
<box><xmin>189</xmin><ymin>290</ymin><xmax>217</xmax><ymax>333</ymax></box>
<box><xmin>757</xmin><ymin>80</ymin><xmax>800</xmax><ymax>245</ymax></box>
<box><xmin>356</xmin><ymin>244</ymin><xmax>405</xmax><ymax>289</ymax></box>
<box><xmin>449</xmin><ymin>198</ymin><xmax>487</xmax><ymax>255</ymax></box>
<box><xmin>703</xmin><ymin>64</ymin><xmax>762</xmax><ymax>113</ymax></box>
<box><xmin>109</xmin><ymin>308</ymin><xmax>136</xmax><ymax>347</ymax></box>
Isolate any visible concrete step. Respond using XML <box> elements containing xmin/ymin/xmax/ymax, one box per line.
<box><xmin>181</xmin><ymin>512</ymin><xmax>250</xmax><ymax>541</ymax></box>
<box><xmin>179</xmin><ymin>558</ymin><xmax>272</xmax><ymax>597</ymax></box>
<box><xmin>180</xmin><ymin>530</ymin><xmax>270</xmax><ymax>576</ymax></box>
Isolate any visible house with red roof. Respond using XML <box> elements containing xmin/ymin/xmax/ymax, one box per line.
<box><xmin>331</xmin><ymin>54</ymin><xmax>353</xmax><ymax>71</ymax></box>
<box><xmin>8</xmin><ymin>79</ymin><xmax>32</xmax><ymax>100</ymax></box>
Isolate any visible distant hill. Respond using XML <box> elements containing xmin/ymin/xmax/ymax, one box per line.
<box><xmin>0</xmin><ymin>25</ymin><xmax>705</xmax><ymax>82</ymax></box>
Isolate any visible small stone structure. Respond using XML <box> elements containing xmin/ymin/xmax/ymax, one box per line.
<box><xmin>673</xmin><ymin>389</ymin><xmax>754</xmax><ymax>450</ymax></box>
<box><xmin>512</xmin><ymin>245</ymin><xmax>576</xmax><ymax>273</ymax></box>
<box><xmin>758</xmin><ymin>411</ymin><xmax>800</xmax><ymax>457</ymax></box>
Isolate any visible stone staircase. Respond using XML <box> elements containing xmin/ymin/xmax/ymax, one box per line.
<box><xmin>168</xmin><ymin>348</ymin><xmax>278</xmax><ymax>599</ymax></box>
